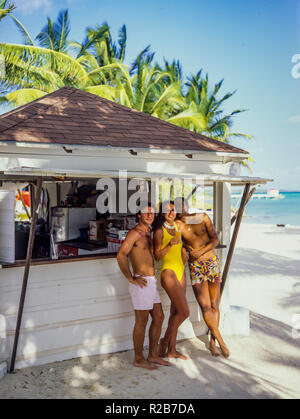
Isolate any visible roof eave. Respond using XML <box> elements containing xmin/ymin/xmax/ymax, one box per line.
<box><xmin>0</xmin><ymin>140</ymin><xmax>248</xmax><ymax>159</ymax></box>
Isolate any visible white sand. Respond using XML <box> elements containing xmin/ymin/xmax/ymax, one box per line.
<box><xmin>0</xmin><ymin>223</ymin><xmax>299</xmax><ymax>399</ymax></box>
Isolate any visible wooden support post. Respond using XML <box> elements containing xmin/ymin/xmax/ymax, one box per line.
<box><xmin>56</xmin><ymin>182</ymin><xmax>61</xmax><ymax>207</ymax></box>
<box><xmin>231</xmin><ymin>186</ymin><xmax>256</xmax><ymax>226</ymax></box>
<box><xmin>220</xmin><ymin>183</ymin><xmax>250</xmax><ymax>299</ymax></box>
<box><xmin>9</xmin><ymin>178</ymin><xmax>43</xmax><ymax>373</ymax></box>
<box><xmin>213</xmin><ymin>182</ymin><xmax>231</xmax><ymax>267</ymax></box>
<box><xmin>29</xmin><ymin>183</ymin><xmax>34</xmax><ymax>219</ymax></box>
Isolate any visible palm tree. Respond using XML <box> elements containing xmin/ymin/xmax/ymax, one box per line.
<box><xmin>0</xmin><ymin>5</ymin><xmax>252</xmax><ymax>170</ymax></box>
<box><xmin>0</xmin><ymin>9</ymin><xmax>121</xmax><ymax>106</ymax></box>
<box><xmin>166</xmin><ymin>70</ymin><xmax>252</xmax><ymax>143</ymax></box>
<box><xmin>68</xmin><ymin>22</ymin><xmax>128</xmax><ymax>88</ymax></box>
<box><xmin>71</xmin><ymin>22</ymin><xmax>127</xmax><ymax>64</ymax></box>
<box><xmin>0</xmin><ymin>7</ymin><xmax>88</xmax><ymax>105</ymax></box>
<box><xmin>35</xmin><ymin>9</ymin><xmax>70</xmax><ymax>52</ymax></box>
<box><xmin>98</xmin><ymin>47</ymin><xmax>185</xmax><ymax>117</ymax></box>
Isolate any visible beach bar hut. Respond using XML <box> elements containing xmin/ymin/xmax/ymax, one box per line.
<box><xmin>0</xmin><ymin>87</ymin><xmax>271</xmax><ymax>372</ymax></box>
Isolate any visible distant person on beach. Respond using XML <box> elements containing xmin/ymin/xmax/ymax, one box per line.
<box><xmin>153</xmin><ymin>201</ymin><xmax>190</xmax><ymax>360</ymax></box>
<box><xmin>175</xmin><ymin>197</ymin><xmax>230</xmax><ymax>358</ymax></box>
<box><xmin>117</xmin><ymin>203</ymin><xmax>171</xmax><ymax>370</ymax></box>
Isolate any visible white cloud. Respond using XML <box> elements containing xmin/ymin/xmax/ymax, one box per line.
<box><xmin>286</xmin><ymin>115</ymin><xmax>300</xmax><ymax>124</ymax></box>
<box><xmin>14</xmin><ymin>0</ymin><xmax>52</xmax><ymax>14</ymax></box>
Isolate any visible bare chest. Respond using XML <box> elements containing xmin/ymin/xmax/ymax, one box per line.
<box><xmin>134</xmin><ymin>234</ymin><xmax>152</xmax><ymax>252</ymax></box>
<box><xmin>182</xmin><ymin>222</ymin><xmax>208</xmax><ymax>241</ymax></box>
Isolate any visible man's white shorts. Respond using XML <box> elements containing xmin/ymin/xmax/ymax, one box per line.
<box><xmin>129</xmin><ymin>275</ymin><xmax>161</xmax><ymax>311</ymax></box>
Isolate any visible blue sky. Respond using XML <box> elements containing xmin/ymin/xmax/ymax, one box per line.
<box><xmin>1</xmin><ymin>0</ymin><xmax>299</xmax><ymax>190</ymax></box>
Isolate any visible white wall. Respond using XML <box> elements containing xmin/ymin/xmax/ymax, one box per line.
<box><xmin>0</xmin><ymin>191</ymin><xmax>15</xmax><ymax>264</ymax></box>
<box><xmin>0</xmin><ymin>258</ymin><xmax>207</xmax><ymax>369</ymax></box>
<box><xmin>0</xmin><ymin>144</ymin><xmax>236</xmax><ymax>176</ymax></box>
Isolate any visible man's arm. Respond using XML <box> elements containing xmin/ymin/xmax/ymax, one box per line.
<box><xmin>117</xmin><ymin>230</ymin><xmax>147</xmax><ymax>287</ymax></box>
<box><xmin>181</xmin><ymin>246</ymin><xmax>188</xmax><ymax>265</ymax></box>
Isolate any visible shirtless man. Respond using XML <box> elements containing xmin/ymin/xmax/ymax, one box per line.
<box><xmin>175</xmin><ymin>197</ymin><xmax>230</xmax><ymax>358</ymax></box>
<box><xmin>117</xmin><ymin>203</ymin><xmax>171</xmax><ymax>369</ymax></box>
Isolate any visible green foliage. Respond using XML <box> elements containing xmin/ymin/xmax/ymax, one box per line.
<box><xmin>0</xmin><ymin>4</ymin><xmax>252</xmax><ymax>169</ymax></box>
<box><xmin>0</xmin><ymin>0</ymin><xmax>15</xmax><ymax>22</ymax></box>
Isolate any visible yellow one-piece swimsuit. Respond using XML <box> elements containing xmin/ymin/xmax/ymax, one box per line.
<box><xmin>160</xmin><ymin>223</ymin><xmax>185</xmax><ymax>282</ymax></box>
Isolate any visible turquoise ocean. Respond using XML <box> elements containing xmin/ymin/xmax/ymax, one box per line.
<box><xmin>231</xmin><ymin>191</ymin><xmax>300</xmax><ymax>227</ymax></box>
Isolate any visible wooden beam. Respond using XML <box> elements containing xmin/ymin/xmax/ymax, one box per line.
<box><xmin>9</xmin><ymin>178</ymin><xmax>43</xmax><ymax>373</ymax></box>
<box><xmin>29</xmin><ymin>183</ymin><xmax>34</xmax><ymax>219</ymax></box>
<box><xmin>17</xmin><ymin>189</ymin><xmax>31</xmax><ymax>221</ymax></box>
<box><xmin>220</xmin><ymin>183</ymin><xmax>250</xmax><ymax>299</ymax></box>
<box><xmin>231</xmin><ymin>186</ymin><xmax>256</xmax><ymax>226</ymax></box>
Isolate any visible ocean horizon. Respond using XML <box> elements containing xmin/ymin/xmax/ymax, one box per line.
<box><xmin>232</xmin><ymin>191</ymin><xmax>300</xmax><ymax>227</ymax></box>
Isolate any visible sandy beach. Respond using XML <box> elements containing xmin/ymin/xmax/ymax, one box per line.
<box><xmin>0</xmin><ymin>222</ymin><xmax>299</xmax><ymax>399</ymax></box>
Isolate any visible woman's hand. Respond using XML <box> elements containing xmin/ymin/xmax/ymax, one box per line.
<box><xmin>169</xmin><ymin>236</ymin><xmax>181</xmax><ymax>246</ymax></box>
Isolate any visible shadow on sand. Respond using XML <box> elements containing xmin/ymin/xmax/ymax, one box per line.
<box><xmin>1</xmin><ymin>312</ymin><xmax>299</xmax><ymax>399</ymax></box>
<box><xmin>230</xmin><ymin>248</ymin><xmax>300</xmax><ymax>278</ymax></box>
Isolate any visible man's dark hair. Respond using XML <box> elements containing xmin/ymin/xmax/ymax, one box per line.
<box><xmin>136</xmin><ymin>201</ymin><xmax>154</xmax><ymax>222</ymax></box>
<box><xmin>174</xmin><ymin>196</ymin><xmax>189</xmax><ymax>214</ymax></box>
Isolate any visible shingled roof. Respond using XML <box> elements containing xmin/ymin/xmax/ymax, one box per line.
<box><xmin>0</xmin><ymin>87</ymin><xmax>248</xmax><ymax>154</ymax></box>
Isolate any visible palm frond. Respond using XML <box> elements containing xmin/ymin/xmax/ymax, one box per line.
<box><xmin>54</xmin><ymin>9</ymin><xmax>70</xmax><ymax>52</ymax></box>
<box><xmin>84</xmin><ymin>84</ymin><xmax>117</xmax><ymax>101</ymax></box>
<box><xmin>36</xmin><ymin>17</ymin><xmax>55</xmax><ymax>50</ymax></box>
<box><xmin>117</xmin><ymin>24</ymin><xmax>126</xmax><ymax>61</ymax></box>
<box><xmin>0</xmin><ymin>43</ymin><xmax>88</xmax><ymax>87</ymax></box>
<box><xmin>0</xmin><ymin>0</ymin><xmax>15</xmax><ymax>22</ymax></box>
<box><xmin>10</xmin><ymin>15</ymin><xmax>34</xmax><ymax>45</ymax></box>
<box><xmin>150</xmin><ymin>81</ymin><xmax>182</xmax><ymax>115</ymax></box>
<box><xmin>4</xmin><ymin>88</ymin><xmax>47</xmax><ymax>107</ymax></box>
<box><xmin>228</xmin><ymin>132</ymin><xmax>253</xmax><ymax>140</ymax></box>
<box><xmin>77</xmin><ymin>23</ymin><xmax>110</xmax><ymax>60</ymax></box>
<box><xmin>167</xmin><ymin>104</ymin><xmax>207</xmax><ymax>132</ymax></box>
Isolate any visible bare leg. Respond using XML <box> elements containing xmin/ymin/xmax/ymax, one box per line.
<box><xmin>148</xmin><ymin>303</ymin><xmax>172</xmax><ymax>366</ymax></box>
<box><xmin>158</xmin><ymin>303</ymin><xmax>176</xmax><ymax>357</ymax></box>
<box><xmin>161</xmin><ymin>270</ymin><xmax>190</xmax><ymax>360</ymax></box>
<box><xmin>133</xmin><ymin>310</ymin><xmax>157</xmax><ymax>369</ymax></box>
<box><xmin>208</xmin><ymin>282</ymin><xmax>221</xmax><ymax>356</ymax></box>
<box><xmin>192</xmin><ymin>282</ymin><xmax>230</xmax><ymax>358</ymax></box>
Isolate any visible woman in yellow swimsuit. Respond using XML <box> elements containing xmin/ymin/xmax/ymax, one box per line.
<box><xmin>153</xmin><ymin>201</ymin><xmax>189</xmax><ymax>360</ymax></box>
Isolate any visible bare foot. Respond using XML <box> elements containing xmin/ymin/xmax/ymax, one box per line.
<box><xmin>158</xmin><ymin>338</ymin><xmax>168</xmax><ymax>358</ymax></box>
<box><xmin>148</xmin><ymin>357</ymin><xmax>172</xmax><ymax>366</ymax></box>
<box><xmin>167</xmin><ymin>351</ymin><xmax>189</xmax><ymax>360</ymax></box>
<box><xmin>209</xmin><ymin>343</ymin><xmax>221</xmax><ymax>357</ymax></box>
<box><xmin>133</xmin><ymin>360</ymin><xmax>158</xmax><ymax>370</ymax></box>
<box><xmin>220</xmin><ymin>344</ymin><xmax>230</xmax><ymax>358</ymax></box>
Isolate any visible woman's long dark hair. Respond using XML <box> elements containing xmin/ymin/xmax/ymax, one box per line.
<box><xmin>152</xmin><ymin>200</ymin><xmax>175</xmax><ymax>232</ymax></box>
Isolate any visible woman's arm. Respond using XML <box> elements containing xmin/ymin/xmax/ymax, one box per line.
<box><xmin>153</xmin><ymin>228</ymin><xmax>179</xmax><ymax>261</ymax></box>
